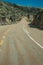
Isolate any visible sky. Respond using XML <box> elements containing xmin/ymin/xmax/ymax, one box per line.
<box><xmin>3</xmin><ymin>0</ymin><xmax>43</xmax><ymax>8</ymax></box>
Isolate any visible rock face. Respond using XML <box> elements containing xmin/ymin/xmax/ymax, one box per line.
<box><xmin>32</xmin><ymin>11</ymin><xmax>43</xmax><ymax>29</ymax></box>
<box><xmin>0</xmin><ymin>1</ymin><xmax>24</xmax><ymax>25</ymax></box>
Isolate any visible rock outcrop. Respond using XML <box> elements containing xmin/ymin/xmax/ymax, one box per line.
<box><xmin>32</xmin><ymin>11</ymin><xmax>43</xmax><ymax>29</ymax></box>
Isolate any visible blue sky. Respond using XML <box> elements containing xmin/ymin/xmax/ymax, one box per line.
<box><xmin>4</xmin><ymin>0</ymin><xmax>43</xmax><ymax>8</ymax></box>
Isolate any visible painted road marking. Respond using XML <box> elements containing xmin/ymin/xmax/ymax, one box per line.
<box><xmin>0</xmin><ymin>27</ymin><xmax>11</xmax><ymax>47</ymax></box>
<box><xmin>0</xmin><ymin>40</ymin><xmax>3</xmax><ymax>46</ymax></box>
<box><xmin>23</xmin><ymin>28</ymin><xmax>43</xmax><ymax>49</ymax></box>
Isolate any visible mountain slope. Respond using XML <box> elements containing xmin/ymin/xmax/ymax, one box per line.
<box><xmin>0</xmin><ymin>1</ymin><xmax>43</xmax><ymax>25</ymax></box>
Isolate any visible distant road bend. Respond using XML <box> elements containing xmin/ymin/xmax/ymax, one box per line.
<box><xmin>0</xmin><ymin>17</ymin><xmax>43</xmax><ymax>65</ymax></box>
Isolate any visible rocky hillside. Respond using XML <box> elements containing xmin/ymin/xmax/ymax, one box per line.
<box><xmin>0</xmin><ymin>1</ymin><xmax>43</xmax><ymax>25</ymax></box>
<box><xmin>0</xmin><ymin>1</ymin><xmax>24</xmax><ymax>25</ymax></box>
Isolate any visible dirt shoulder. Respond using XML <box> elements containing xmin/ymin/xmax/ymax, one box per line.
<box><xmin>22</xmin><ymin>17</ymin><xmax>43</xmax><ymax>46</ymax></box>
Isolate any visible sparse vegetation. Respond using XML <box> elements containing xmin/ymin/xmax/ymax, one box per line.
<box><xmin>0</xmin><ymin>1</ymin><xmax>43</xmax><ymax>27</ymax></box>
<box><xmin>0</xmin><ymin>1</ymin><xmax>24</xmax><ymax>25</ymax></box>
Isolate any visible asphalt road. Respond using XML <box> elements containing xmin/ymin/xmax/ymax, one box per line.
<box><xmin>0</xmin><ymin>18</ymin><xmax>43</xmax><ymax>65</ymax></box>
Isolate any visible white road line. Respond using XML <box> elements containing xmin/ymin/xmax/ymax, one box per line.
<box><xmin>23</xmin><ymin>28</ymin><xmax>43</xmax><ymax>49</ymax></box>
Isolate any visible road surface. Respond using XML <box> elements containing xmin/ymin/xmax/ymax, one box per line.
<box><xmin>0</xmin><ymin>17</ymin><xmax>43</xmax><ymax>65</ymax></box>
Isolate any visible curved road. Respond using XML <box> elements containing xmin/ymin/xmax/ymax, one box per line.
<box><xmin>0</xmin><ymin>18</ymin><xmax>43</xmax><ymax>65</ymax></box>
